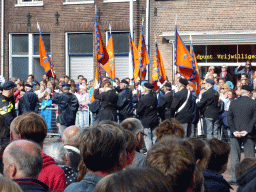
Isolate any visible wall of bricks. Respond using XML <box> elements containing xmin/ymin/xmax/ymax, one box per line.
<box><xmin>150</xmin><ymin>0</ymin><xmax>256</xmax><ymax>82</ymax></box>
<box><xmin>4</xmin><ymin>0</ymin><xmax>146</xmax><ymax>80</ymax></box>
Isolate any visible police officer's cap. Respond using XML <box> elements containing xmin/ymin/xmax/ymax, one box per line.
<box><xmin>121</xmin><ymin>79</ymin><xmax>129</xmax><ymax>85</ymax></box>
<box><xmin>144</xmin><ymin>83</ymin><xmax>154</xmax><ymax>89</ymax></box>
<box><xmin>3</xmin><ymin>81</ymin><xmax>16</xmax><ymax>90</ymax></box>
<box><xmin>62</xmin><ymin>83</ymin><xmax>71</xmax><ymax>88</ymax></box>
<box><xmin>241</xmin><ymin>85</ymin><xmax>253</xmax><ymax>92</ymax></box>
<box><xmin>25</xmin><ymin>84</ymin><xmax>33</xmax><ymax>88</ymax></box>
<box><xmin>164</xmin><ymin>82</ymin><xmax>172</xmax><ymax>88</ymax></box>
<box><xmin>179</xmin><ymin>78</ymin><xmax>188</xmax><ymax>86</ymax></box>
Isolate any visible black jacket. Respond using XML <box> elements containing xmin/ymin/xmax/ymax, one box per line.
<box><xmin>94</xmin><ymin>89</ymin><xmax>118</xmax><ymax>122</ymax></box>
<box><xmin>52</xmin><ymin>92</ymin><xmax>79</xmax><ymax>126</ymax></box>
<box><xmin>18</xmin><ymin>90</ymin><xmax>40</xmax><ymax>115</ymax></box>
<box><xmin>14</xmin><ymin>178</ymin><xmax>49</xmax><ymax>192</ymax></box>
<box><xmin>0</xmin><ymin>94</ymin><xmax>16</xmax><ymax>127</ymax></box>
<box><xmin>157</xmin><ymin>91</ymin><xmax>173</xmax><ymax>121</ymax></box>
<box><xmin>137</xmin><ymin>92</ymin><xmax>159</xmax><ymax>128</ymax></box>
<box><xmin>117</xmin><ymin>88</ymin><xmax>133</xmax><ymax>121</ymax></box>
<box><xmin>171</xmin><ymin>88</ymin><xmax>193</xmax><ymax>124</ymax></box>
<box><xmin>228</xmin><ymin>96</ymin><xmax>256</xmax><ymax>136</ymax></box>
<box><xmin>237</xmin><ymin>164</ymin><xmax>256</xmax><ymax>192</ymax></box>
<box><xmin>197</xmin><ymin>87</ymin><xmax>220</xmax><ymax>120</ymax></box>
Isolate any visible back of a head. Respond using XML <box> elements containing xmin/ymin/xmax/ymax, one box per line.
<box><xmin>146</xmin><ymin>136</ymin><xmax>195</xmax><ymax>192</ymax></box>
<box><xmin>5</xmin><ymin>140</ymin><xmax>43</xmax><ymax>178</ymax></box>
<box><xmin>235</xmin><ymin>157</ymin><xmax>256</xmax><ymax>178</ymax></box>
<box><xmin>120</xmin><ymin>118</ymin><xmax>144</xmax><ymax>136</ymax></box>
<box><xmin>0</xmin><ymin>116</ymin><xmax>7</xmax><ymax>138</ymax></box>
<box><xmin>207</xmin><ymin>138</ymin><xmax>230</xmax><ymax>173</ymax></box>
<box><xmin>156</xmin><ymin>118</ymin><xmax>185</xmax><ymax>140</ymax></box>
<box><xmin>44</xmin><ymin>143</ymin><xmax>67</xmax><ymax>165</ymax></box>
<box><xmin>63</xmin><ymin>126</ymin><xmax>81</xmax><ymax>147</ymax></box>
<box><xmin>0</xmin><ymin>175</ymin><xmax>23</xmax><ymax>192</ymax></box>
<box><xmin>94</xmin><ymin>167</ymin><xmax>172</xmax><ymax>192</ymax></box>
<box><xmin>16</xmin><ymin>112</ymin><xmax>47</xmax><ymax>144</ymax></box>
<box><xmin>186</xmin><ymin>138</ymin><xmax>211</xmax><ymax>172</ymax></box>
<box><xmin>80</xmin><ymin>123</ymin><xmax>126</xmax><ymax>172</ymax></box>
<box><xmin>122</xmin><ymin>129</ymin><xmax>136</xmax><ymax>153</ymax></box>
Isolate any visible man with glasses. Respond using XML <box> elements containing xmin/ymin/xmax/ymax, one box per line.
<box><xmin>235</xmin><ymin>60</ymin><xmax>254</xmax><ymax>85</ymax></box>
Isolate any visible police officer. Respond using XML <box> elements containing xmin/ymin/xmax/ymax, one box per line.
<box><xmin>18</xmin><ymin>84</ymin><xmax>40</xmax><ymax>115</ymax></box>
<box><xmin>157</xmin><ymin>82</ymin><xmax>173</xmax><ymax>121</ymax></box>
<box><xmin>136</xmin><ymin>82</ymin><xmax>159</xmax><ymax>151</ymax></box>
<box><xmin>52</xmin><ymin>83</ymin><xmax>79</xmax><ymax>137</ymax></box>
<box><xmin>117</xmin><ymin>79</ymin><xmax>133</xmax><ymax>122</ymax></box>
<box><xmin>171</xmin><ymin>78</ymin><xmax>193</xmax><ymax>137</ymax></box>
<box><xmin>0</xmin><ymin>81</ymin><xmax>16</xmax><ymax>144</ymax></box>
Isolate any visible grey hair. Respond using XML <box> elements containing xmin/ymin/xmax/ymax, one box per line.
<box><xmin>7</xmin><ymin>141</ymin><xmax>42</xmax><ymax>178</ymax></box>
<box><xmin>44</xmin><ymin>143</ymin><xmax>68</xmax><ymax>165</ymax></box>
<box><xmin>62</xmin><ymin>129</ymin><xmax>82</xmax><ymax>146</ymax></box>
<box><xmin>120</xmin><ymin>118</ymin><xmax>144</xmax><ymax>136</ymax></box>
<box><xmin>241</xmin><ymin>89</ymin><xmax>249</xmax><ymax>96</ymax></box>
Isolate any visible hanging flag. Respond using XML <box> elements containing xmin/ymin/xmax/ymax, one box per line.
<box><xmin>38</xmin><ymin>23</ymin><xmax>56</xmax><ymax>79</ymax></box>
<box><xmin>91</xmin><ymin>66</ymin><xmax>102</xmax><ymax>102</ymax></box>
<box><xmin>151</xmin><ymin>39</ymin><xmax>167</xmax><ymax>90</ymax></box>
<box><xmin>95</xmin><ymin>15</ymin><xmax>109</xmax><ymax>65</ymax></box>
<box><xmin>129</xmin><ymin>34</ymin><xmax>140</xmax><ymax>81</ymax></box>
<box><xmin>190</xmin><ymin>40</ymin><xmax>201</xmax><ymax>95</ymax></box>
<box><xmin>100</xmin><ymin>31</ymin><xmax>115</xmax><ymax>80</ymax></box>
<box><xmin>137</xmin><ymin>24</ymin><xmax>151</xmax><ymax>80</ymax></box>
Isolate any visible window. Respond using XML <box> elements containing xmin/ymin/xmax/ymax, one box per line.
<box><xmin>103</xmin><ymin>0</ymin><xmax>136</xmax><ymax>3</ymax></box>
<box><xmin>67</xmin><ymin>33</ymin><xmax>94</xmax><ymax>82</ymax></box>
<box><xmin>63</xmin><ymin>0</ymin><xmax>94</xmax><ymax>5</ymax></box>
<box><xmin>10</xmin><ymin>33</ymin><xmax>51</xmax><ymax>81</ymax></box>
<box><xmin>16</xmin><ymin>0</ymin><xmax>43</xmax><ymax>7</ymax></box>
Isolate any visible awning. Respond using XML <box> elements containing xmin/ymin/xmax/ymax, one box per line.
<box><xmin>160</xmin><ymin>30</ymin><xmax>256</xmax><ymax>45</ymax></box>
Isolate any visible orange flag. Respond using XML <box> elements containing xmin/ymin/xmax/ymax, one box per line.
<box><xmin>39</xmin><ymin>29</ymin><xmax>56</xmax><ymax>78</ymax></box>
<box><xmin>190</xmin><ymin>43</ymin><xmax>201</xmax><ymax>95</ymax></box>
<box><xmin>151</xmin><ymin>40</ymin><xmax>167</xmax><ymax>90</ymax></box>
<box><xmin>100</xmin><ymin>33</ymin><xmax>115</xmax><ymax>80</ymax></box>
<box><xmin>137</xmin><ymin>26</ymin><xmax>151</xmax><ymax>80</ymax></box>
<box><xmin>91</xmin><ymin>66</ymin><xmax>102</xmax><ymax>102</ymax></box>
<box><xmin>95</xmin><ymin>15</ymin><xmax>109</xmax><ymax>65</ymax></box>
<box><xmin>129</xmin><ymin>34</ymin><xmax>140</xmax><ymax>81</ymax></box>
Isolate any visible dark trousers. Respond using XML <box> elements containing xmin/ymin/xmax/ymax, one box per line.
<box><xmin>230</xmin><ymin>136</ymin><xmax>255</xmax><ymax>180</ymax></box>
<box><xmin>181</xmin><ymin>123</ymin><xmax>192</xmax><ymax>138</ymax></box>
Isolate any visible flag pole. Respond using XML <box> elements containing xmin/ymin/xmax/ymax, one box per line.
<box><xmin>139</xmin><ymin>18</ymin><xmax>144</xmax><ymax>98</ymax></box>
<box><xmin>95</xmin><ymin>5</ymin><xmax>99</xmax><ymax>87</ymax></box>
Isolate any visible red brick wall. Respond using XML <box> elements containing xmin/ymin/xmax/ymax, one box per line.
<box><xmin>4</xmin><ymin>0</ymin><xmax>146</xmax><ymax>80</ymax></box>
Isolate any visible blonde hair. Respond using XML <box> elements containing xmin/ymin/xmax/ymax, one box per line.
<box><xmin>0</xmin><ymin>175</ymin><xmax>23</xmax><ymax>192</ymax></box>
<box><xmin>208</xmin><ymin>66</ymin><xmax>215</xmax><ymax>72</ymax></box>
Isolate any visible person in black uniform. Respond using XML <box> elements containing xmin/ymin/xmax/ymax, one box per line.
<box><xmin>52</xmin><ymin>83</ymin><xmax>79</xmax><ymax>137</ymax></box>
<box><xmin>197</xmin><ymin>79</ymin><xmax>220</xmax><ymax>139</ymax></box>
<box><xmin>227</xmin><ymin>85</ymin><xmax>256</xmax><ymax>184</ymax></box>
<box><xmin>18</xmin><ymin>84</ymin><xmax>40</xmax><ymax>115</ymax></box>
<box><xmin>136</xmin><ymin>83</ymin><xmax>159</xmax><ymax>151</ymax></box>
<box><xmin>157</xmin><ymin>82</ymin><xmax>173</xmax><ymax>121</ymax></box>
<box><xmin>0</xmin><ymin>81</ymin><xmax>16</xmax><ymax>145</ymax></box>
<box><xmin>170</xmin><ymin>78</ymin><xmax>193</xmax><ymax>137</ymax></box>
<box><xmin>117</xmin><ymin>79</ymin><xmax>133</xmax><ymax>122</ymax></box>
<box><xmin>94</xmin><ymin>81</ymin><xmax>118</xmax><ymax>122</ymax></box>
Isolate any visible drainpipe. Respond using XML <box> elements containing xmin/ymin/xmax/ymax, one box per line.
<box><xmin>1</xmin><ymin>0</ymin><xmax>4</xmax><ymax>77</ymax></box>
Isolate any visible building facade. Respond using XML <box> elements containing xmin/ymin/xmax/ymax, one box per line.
<box><xmin>3</xmin><ymin>0</ymin><xmax>146</xmax><ymax>82</ymax></box>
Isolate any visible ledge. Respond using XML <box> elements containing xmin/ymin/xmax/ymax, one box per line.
<box><xmin>15</xmin><ymin>2</ymin><xmax>44</xmax><ymax>7</ymax></box>
<box><xmin>63</xmin><ymin>1</ymin><xmax>94</xmax><ymax>5</ymax></box>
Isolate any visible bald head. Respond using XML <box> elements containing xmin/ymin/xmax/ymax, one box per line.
<box><xmin>3</xmin><ymin>140</ymin><xmax>42</xmax><ymax>179</ymax></box>
<box><xmin>62</xmin><ymin>126</ymin><xmax>81</xmax><ymax>147</ymax></box>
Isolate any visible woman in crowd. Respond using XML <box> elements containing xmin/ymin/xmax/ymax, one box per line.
<box><xmin>219</xmin><ymin>84</ymin><xmax>230</xmax><ymax>102</ymax></box>
<box><xmin>219</xmin><ymin>65</ymin><xmax>232</xmax><ymax>82</ymax></box>
<box><xmin>47</xmin><ymin>81</ymin><xmax>56</xmax><ymax>97</ymax></box>
<box><xmin>205</xmin><ymin>66</ymin><xmax>217</xmax><ymax>79</ymax></box>
<box><xmin>75</xmin><ymin>85</ymin><xmax>91</xmax><ymax>129</ymax></box>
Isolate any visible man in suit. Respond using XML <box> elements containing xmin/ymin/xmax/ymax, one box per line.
<box><xmin>197</xmin><ymin>79</ymin><xmax>220</xmax><ymax>139</ymax></box>
<box><xmin>171</xmin><ymin>78</ymin><xmax>193</xmax><ymax>137</ymax></box>
<box><xmin>228</xmin><ymin>85</ymin><xmax>256</xmax><ymax>184</ymax></box>
<box><xmin>136</xmin><ymin>83</ymin><xmax>159</xmax><ymax>151</ymax></box>
<box><xmin>158</xmin><ymin>82</ymin><xmax>173</xmax><ymax>121</ymax></box>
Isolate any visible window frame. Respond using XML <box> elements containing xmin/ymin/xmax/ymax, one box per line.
<box><xmin>15</xmin><ymin>0</ymin><xmax>43</xmax><ymax>7</ymax></box>
<box><xmin>63</xmin><ymin>0</ymin><xmax>94</xmax><ymax>5</ymax></box>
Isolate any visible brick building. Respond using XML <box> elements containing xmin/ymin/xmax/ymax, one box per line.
<box><xmin>2</xmin><ymin>0</ymin><xmax>146</xmax><ymax>82</ymax></box>
<box><xmin>150</xmin><ymin>0</ymin><xmax>256</xmax><ymax>81</ymax></box>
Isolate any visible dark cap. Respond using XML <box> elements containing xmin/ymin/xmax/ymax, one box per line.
<box><xmin>206</xmin><ymin>79</ymin><xmax>215</xmax><ymax>86</ymax></box>
<box><xmin>3</xmin><ymin>81</ymin><xmax>16</xmax><ymax>90</ymax></box>
<box><xmin>62</xmin><ymin>83</ymin><xmax>71</xmax><ymax>88</ymax></box>
<box><xmin>164</xmin><ymin>82</ymin><xmax>172</xmax><ymax>88</ymax></box>
<box><xmin>241</xmin><ymin>85</ymin><xmax>253</xmax><ymax>92</ymax></box>
<box><xmin>179</xmin><ymin>78</ymin><xmax>188</xmax><ymax>86</ymax></box>
<box><xmin>24</xmin><ymin>84</ymin><xmax>33</xmax><ymax>88</ymax></box>
<box><xmin>144</xmin><ymin>83</ymin><xmax>154</xmax><ymax>89</ymax></box>
<box><xmin>121</xmin><ymin>79</ymin><xmax>129</xmax><ymax>85</ymax></box>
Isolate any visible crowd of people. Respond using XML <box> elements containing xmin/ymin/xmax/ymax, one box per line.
<box><xmin>0</xmin><ymin>60</ymin><xmax>256</xmax><ymax>191</ymax></box>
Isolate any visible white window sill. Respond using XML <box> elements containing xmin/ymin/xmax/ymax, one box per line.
<box><xmin>104</xmin><ymin>0</ymin><xmax>136</xmax><ymax>3</ymax></box>
<box><xmin>15</xmin><ymin>2</ymin><xmax>44</xmax><ymax>7</ymax></box>
<box><xmin>63</xmin><ymin>1</ymin><xmax>94</xmax><ymax>5</ymax></box>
